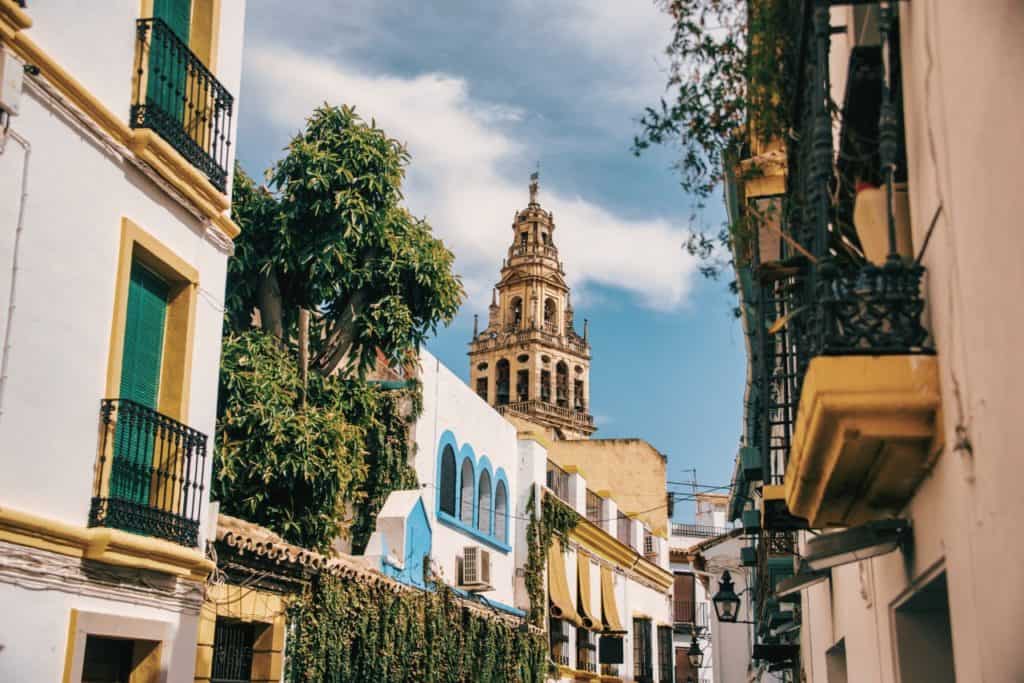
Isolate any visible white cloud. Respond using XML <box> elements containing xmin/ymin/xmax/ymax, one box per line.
<box><xmin>511</xmin><ymin>0</ymin><xmax>674</xmax><ymax>106</ymax></box>
<box><xmin>244</xmin><ymin>44</ymin><xmax>698</xmax><ymax>313</ymax></box>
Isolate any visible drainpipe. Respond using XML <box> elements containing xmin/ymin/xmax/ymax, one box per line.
<box><xmin>0</xmin><ymin>126</ymin><xmax>31</xmax><ymax>421</ymax></box>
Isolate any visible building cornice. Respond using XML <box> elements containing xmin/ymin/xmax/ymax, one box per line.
<box><xmin>0</xmin><ymin>0</ymin><xmax>31</xmax><ymax>41</ymax></box>
<box><xmin>0</xmin><ymin>505</ymin><xmax>214</xmax><ymax>582</ymax></box>
<box><xmin>568</xmin><ymin>512</ymin><xmax>673</xmax><ymax>593</ymax></box>
<box><xmin>0</xmin><ymin>539</ymin><xmax>204</xmax><ymax>612</ymax></box>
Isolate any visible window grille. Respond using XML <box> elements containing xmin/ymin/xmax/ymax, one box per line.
<box><xmin>211</xmin><ymin>619</ymin><xmax>255</xmax><ymax>683</ymax></box>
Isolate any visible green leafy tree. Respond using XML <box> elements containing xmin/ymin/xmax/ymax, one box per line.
<box><xmin>214</xmin><ymin>104</ymin><xmax>463</xmax><ymax>550</ymax></box>
<box><xmin>227</xmin><ymin>104</ymin><xmax>463</xmax><ymax>377</ymax></box>
<box><xmin>214</xmin><ymin>332</ymin><xmax>366</xmax><ymax>549</ymax></box>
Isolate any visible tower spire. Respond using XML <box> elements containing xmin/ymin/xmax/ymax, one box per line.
<box><xmin>468</xmin><ymin>171</ymin><xmax>595</xmax><ymax>439</ymax></box>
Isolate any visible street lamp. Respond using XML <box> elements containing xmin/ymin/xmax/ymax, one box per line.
<box><xmin>712</xmin><ymin>570</ymin><xmax>741</xmax><ymax>623</ymax></box>
<box><xmin>687</xmin><ymin>638</ymin><xmax>704</xmax><ymax>669</ymax></box>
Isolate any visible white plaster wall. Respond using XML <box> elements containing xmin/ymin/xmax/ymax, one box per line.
<box><xmin>514</xmin><ymin>437</ymin><xmax>547</xmax><ymax>612</ymax></box>
<box><xmin>413</xmin><ymin>350</ymin><xmax>521</xmax><ymax>608</ymax></box>
<box><xmin>0</xmin><ymin>3</ymin><xmax>246</xmax><ymax>551</ymax></box>
<box><xmin>0</xmin><ymin>578</ymin><xmax>200</xmax><ymax>683</ymax></box>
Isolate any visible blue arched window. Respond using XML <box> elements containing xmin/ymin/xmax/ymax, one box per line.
<box><xmin>494</xmin><ymin>480</ymin><xmax>508</xmax><ymax>544</ymax></box>
<box><xmin>477</xmin><ymin>469</ymin><xmax>492</xmax><ymax>534</ymax></box>
<box><xmin>460</xmin><ymin>459</ymin><xmax>475</xmax><ymax>525</ymax></box>
<box><xmin>439</xmin><ymin>445</ymin><xmax>457</xmax><ymax>516</ymax></box>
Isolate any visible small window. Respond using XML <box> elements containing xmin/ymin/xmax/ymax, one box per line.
<box><xmin>476</xmin><ymin>377</ymin><xmax>488</xmax><ymax>401</ymax></box>
<box><xmin>439</xmin><ymin>445</ymin><xmax>457</xmax><ymax>516</ymax></box>
<box><xmin>211</xmin><ymin>619</ymin><xmax>255</xmax><ymax>683</ymax></box>
<box><xmin>657</xmin><ymin>626</ymin><xmax>673</xmax><ymax>683</ymax></box>
<box><xmin>520</xmin><ymin>232</ymin><xmax>528</xmax><ymax>245</ymax></box>
<box><xmin>477</xmin><ymin>470</ymin><xmax>492</xmax><ymax>534</ymax></box>
<box><xmin>494</xmin><ymin>480</ymin><xmax>508</xmax><ymax>543</ymax></box>
<box><xmin>542</xmin><ymin>232</ymin><xmax>549</xmax><ymax>244</ymax></box>
<box><xmin>633</xmin><ymin>618</ymin><xmax>653</xmax><ymax>683</ymax></box>
<box><xmin>460</xmin><ymin>459</ymin><xmax>475</xmax><ymax>525</ymax></box>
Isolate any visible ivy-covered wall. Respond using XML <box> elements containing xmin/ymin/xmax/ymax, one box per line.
<box><xmin>286</xmin><ymin>574</ymin><xmax>548</xmax><ymax>682</ymax></box>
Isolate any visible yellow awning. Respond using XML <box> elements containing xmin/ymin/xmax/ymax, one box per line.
<box><xmin>549</xmin><ymin>537</ymin><xmax>582</xmax><ymax>626</ymax></box>
<box><xmin>601</xmin><ymin>565</ymin><xmax>625</xmax><ymax>633</ymax></box>
<box><xmin>577</xmin><ymin>552</ymin><xmax>602</xmax><ymax>632</ymax></box>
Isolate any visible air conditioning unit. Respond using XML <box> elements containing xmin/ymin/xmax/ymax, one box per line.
<box><xmin>457</xmin><ymin>546</ymin><xmax>493</xmax><ymax>592</ymax></box>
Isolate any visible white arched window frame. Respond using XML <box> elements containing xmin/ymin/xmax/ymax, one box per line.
<box><xmin>459</xmin><ymin>459</ymin><xmax>475</xmax><ymax>525</ymax></box>
<box><xmin>494</xmin><ymin>480</ymin><xmax>509</xmax><ymax>544</ymax></box>
<box><xmin>477</xmin><ymin>470</ymin><xmax>492</xmax><ymax>534</ymax></box>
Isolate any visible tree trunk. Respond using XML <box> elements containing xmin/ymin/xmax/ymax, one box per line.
<box><xmin>312</xmin><ymin>288</ymin><xmax>370</xmax><ymax>376</ymax></box>
<box><xmin>298</xmin><ymin>307</ymin><xmax>310</xmax><ymax>405</ymax></box>
<box><xmin>256</xmin><ymin>270</ymin><xmax>285</xmax><ymax>342</ymax></box>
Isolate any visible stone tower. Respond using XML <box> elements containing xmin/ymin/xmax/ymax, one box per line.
<box><xmin>468</xmin><ymin>174</ymin><xmax>595</xmax><ymax>439</ymax></box>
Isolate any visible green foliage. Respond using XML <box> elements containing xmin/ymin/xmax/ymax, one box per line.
<box><xmin>227</xmin><ymin>104</ymin><xmax>464</xmax><ymax>376</ymax></box>
<box><xmin>635</xmin><ymin>0</ymin><xmax>798</xmax><ymax>277</ymax></box>
<box><xmin>213</xmin><ymin>331</ymin><xmax>420</xmax><ymax>551</ymax></box>
<box><xmin>523</xmin><ymin>488</ymin><xmax>579</xmax><ymax>627</ymax></box>
<box><xmin>286</xmin><ymin>575</ymin><xmax>548</xmax><ymax>682</ymax></box>
<box><xmin>636</xmin><ymin>0</ymin><xmax>796</xmax><ymax>198</ymax></box>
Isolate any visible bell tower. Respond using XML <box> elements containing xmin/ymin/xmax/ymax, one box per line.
<box><xmin>468</xmin><ymin>173</ymin><xmax>595</xmax><ymax>439</ymax></box>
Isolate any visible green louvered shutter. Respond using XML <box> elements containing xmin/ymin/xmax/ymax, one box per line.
<box><xmin>148</xmin><ymin>0</ymin><xmax>192</xmax><ymax>124</ymax></box>
<box><xmin>111</xmin><ymin>261</ymin><xmax>169</xmax><ymax>508</ymax></box>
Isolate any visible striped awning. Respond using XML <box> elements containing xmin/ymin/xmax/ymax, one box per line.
<box><xmin>600</xmin><ymin>565</ymin><xmax>625</xmax><ymax>633</ymax></box>
<box><xmin>548</xmin><ymin>537</ymin><xmax>582</xmax><ymax>626</ymax></box>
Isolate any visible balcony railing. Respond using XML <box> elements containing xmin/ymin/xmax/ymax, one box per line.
<box><xmin>745</xmin><ymin>1</ymin><xmax>930</xmax><ymax>492</ymax></box>
<box><xmin>89</xmin><ymin>399</ymin><xmax>208</xmax><ymax>547</ymax></box>
<box><xmin>496</xmin><ymin>399</ymin><xmax>594</xmax><ymax>427</ymax></box>
<box><xmin>132</xmin><ymin>18</ymin><xmax>234</xmax><ymax>192</ymax></box>
<box><xmin>671</xmin><ymin>522</ymin><xmax>730</xmax><ymax>538</ymax></box>
<box><xmin>586</xmin><ymin>489</ymin><xmax>602</xmax><ymax>525</ymax></box>
<box><xmin>616</xmin><ymin>512</ymin><xmax>631</xmax><ymax>546</ymax></box>
<box><xmin>546</xmin><ymin>461</ymin><xmax>571</xmax><ymax>503</ymax></box>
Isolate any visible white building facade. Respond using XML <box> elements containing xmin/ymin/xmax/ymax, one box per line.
<box><xmin>545</xmin><ymin>461</ymin><xmax>675</xmax><ymax>683</ymax></box>
<box><xmin>364</xmin><ymin>350</ymin><xmax>529</xmax><ymax>615</ymax></box>
<box><xmin>0</xmin><ymin>1</ymin><xmax>245</xmax><ymax>681</ymax></box>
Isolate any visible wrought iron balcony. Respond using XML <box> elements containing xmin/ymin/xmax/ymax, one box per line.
<box><xmin>737</xmin><ymin>2</ymin><xmax>936</xmax><ymax>530</ymax></box>
<box><xmin>546</xmin><ymin>461</ymin><xmax>571</xmax><ymax>504</ymax></box>
<box><xmin>131</xmin><ymin>18</ymin><xmax>234</xmax><ymax>192</ymax></box>
<box><xmin>671</xmin><ymin>522</ymin><xmax>730</xmax><ymax>538</ymax></box>
<box><xmin>89</xmin><ymin>399</ymin><xmax>208</xmax><ymax>547</ymax></box>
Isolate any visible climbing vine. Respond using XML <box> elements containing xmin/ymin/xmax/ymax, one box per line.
<box><xmin>523</xmin><ymin>486</ymin><xmax>579</xmax><ymax>627</ymax></box>
<box><xmin>286</xmin><ymin>573</ymin><xmax>548</xmax><ymax>682</ymax></box>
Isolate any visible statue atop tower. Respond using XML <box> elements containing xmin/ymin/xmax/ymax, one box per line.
<box><xmin>468</xmin><ymin>174</ymin><xmax>595</xmax><ymax>439</ymax></box>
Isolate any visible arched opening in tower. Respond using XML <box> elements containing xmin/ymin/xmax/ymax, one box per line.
<box><xmin>556</xmin><ymin>361</ymin><xmax>569</xmax><ymax>408</ymax></box>
<box><xmin>496</xmin><ymin>359</ymin><xmax>510</xmax><ymax>405</ymax></box>
<box><xmin>509</xmin><ymin>297</ymin><xmax>523</xmax><ymax>330</ymax></box>
<box><xmin>544</xmin><ymin>297</ymin><xmax>557</xmax><ymax>333</ymax></box>
<box><xmin>516</xmin><ymin>369</ymin><xmax>529</xmax><ymax>403</ymax></box>
<box><xmin>541</xmin><ymin>369</ymin><xmax>552</xmax><ymax>403</ymax></box>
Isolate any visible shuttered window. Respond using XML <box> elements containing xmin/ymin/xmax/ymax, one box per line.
<box><xmin>673</xmin><ymin>573</ymin><xmax>696</xmax><ymax>624</ymax></box>
<box><xmin>120</xmin><ymin>261</ymin><xmax>169</xmax><ymax>409</ymax></box>
<box><xmin>111</xmin><ymin>260</ymin><xmax>169</xmax><ymax>505</ymax></box>
<box><xmin>148</xmin><ymin>0</ymin><xmax>192</xmax><ymax>122</ymax></box>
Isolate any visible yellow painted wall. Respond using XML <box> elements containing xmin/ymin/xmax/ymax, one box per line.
<box><xmin>547</xmin><ymin>439</ymin><xmax>668</xmax><ymax>537</ymax></box>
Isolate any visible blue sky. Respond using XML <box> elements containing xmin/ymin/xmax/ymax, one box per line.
<box><xmin>235</xmin><ymin>1</ymin><xmax>747</xmax><ymax>519</ymax></box>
